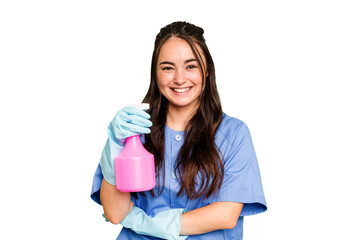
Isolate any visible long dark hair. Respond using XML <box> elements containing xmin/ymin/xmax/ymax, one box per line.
<box><xmin>142</xmin><ymin>21</ymin><xmax>224</xmax><ymax>200</ymax></box>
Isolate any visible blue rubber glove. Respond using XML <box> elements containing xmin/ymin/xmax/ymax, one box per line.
<box><xmin>103</xmin><ymin>206</ymin><xmax>188</xmax><ymax>240</ymax></box>
<box><xmin>110</xmin><ymin>106</ymin><xmax>153</xmax><ymax>145</ymax></box>
<box><xmin>100</xmin><ymin>106</ymin><xmax>152</xmax><ymax>185</ymax></box>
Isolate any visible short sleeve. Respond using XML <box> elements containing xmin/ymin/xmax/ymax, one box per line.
<box><xmin>90</xmin><ymin>164</ymin><xmax>104</xmax><ymax>205</ymax></box>
<box><xmin>217</xmin><ymin>122</ymin><xmax>267</xmax><ymax>216</ymax></box>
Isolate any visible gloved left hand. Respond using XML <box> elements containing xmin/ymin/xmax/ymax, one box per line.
<box><xmin>103</xmin><ymin>206</ymin><xmax>188</xmax><ymax>240</ymax></box>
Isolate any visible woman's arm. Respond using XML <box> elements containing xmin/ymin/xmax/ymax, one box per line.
<box><xmin>100</xmin><ymin>178</ymin><xmax>134</xmax><ymax>224</ymax></box>
<box><xmin>180</xmin><ymin>201</ymin><xmax>244</xmax><ymax>235</ymax></box>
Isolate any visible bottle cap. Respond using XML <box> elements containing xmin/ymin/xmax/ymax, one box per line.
<box><xmin>124</xmin><ymin>103</ymin><xmax>149</xmax><ymax>110</ymax></box>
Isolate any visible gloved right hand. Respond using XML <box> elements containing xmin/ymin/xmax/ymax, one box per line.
<box><xmin>100</xmin><ymin>106</ymin><xmax>152</xmax><ymax>185</ymax></box>
<box><xmin>120</xmin><ymin>206</ymin><xmax>188</xmax><ymax>240</ymax></box>
<box><xmin>102</xmin><ymin>206</ymin><xmax>188</xmax><ymax>240</ymax></box>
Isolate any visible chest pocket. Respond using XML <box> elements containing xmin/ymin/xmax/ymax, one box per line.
<box><xmin>184</xmin><ymin>172</ymin><xmax>217</xmax><ymax>211</ymax></box>
<box><xmin>169</xmin><ymin>169</ymin><xmax>189</xmax><ymax>209</ymax></box>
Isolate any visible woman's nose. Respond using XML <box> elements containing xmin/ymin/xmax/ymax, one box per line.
<box><xmin>173</xmin><ymin>70</ymin><xmax>186</xmax><ymax>85</ymax></box>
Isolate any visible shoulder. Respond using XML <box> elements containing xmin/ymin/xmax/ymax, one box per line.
<box><xmin>219</xmin><ymin>113</ymin><xmax>245</xmax><ymax>128</ymax></box>
<box><xmin>216</xmin><ymin>113</ymin><xmax>249</xmax><ymax>145</ymax></box>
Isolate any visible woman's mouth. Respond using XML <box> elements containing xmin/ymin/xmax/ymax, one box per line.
<box><xmin>171</xmin><ymin>87</ymin><xmax>191</xmax><ymax>93</ymax></box>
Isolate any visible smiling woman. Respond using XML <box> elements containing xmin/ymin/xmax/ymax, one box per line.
<box><xmin>91</xmin><ymin>21</ymin><xmax>267</xmax><ymax>240</ymax></box>
<box><xmin>156</xmin><ymin>37</ymin><xmax>204</xmax><ymax>119</ymax></box>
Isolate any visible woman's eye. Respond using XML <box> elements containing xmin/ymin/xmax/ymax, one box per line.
<box><xmin>187</xmin><ymin>65</ymin><xmax>197</xmax><ymax>69</ymax></box>
<box><xmin>162</xmin><ymin>66</ymin><xmax>173</xmax><ymax>71</ymax></box>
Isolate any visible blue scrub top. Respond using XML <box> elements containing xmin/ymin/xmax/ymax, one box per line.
<box><xmin>91</xmin><ymin>113</ymin><xmax>267</xmax><ymax>239</ymax></box>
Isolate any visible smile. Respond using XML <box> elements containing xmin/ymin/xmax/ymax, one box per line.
<box><xmin>172</xmin><ymin>87</ymin><xmax>191</xmax><ymax>93</ymax></box>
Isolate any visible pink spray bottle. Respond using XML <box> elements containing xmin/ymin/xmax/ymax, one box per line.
<box><xmin>114</xmin><ymin>104</ymin><xmax>156</xmax><ymax>192</ymax></box>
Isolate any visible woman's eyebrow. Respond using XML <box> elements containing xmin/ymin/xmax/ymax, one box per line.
<box><xmin>159</xmin><ymin>61</ymin><xmax>175</xmax><ymax>66</ymax></box>
<box><xmin>159</xmin><ymin>58</ymin><xmax>198</xmax><ymax>66</ymax></box>
<box><xmin>184</xmin><ymin>58</ymin><xmax>198</xmax><ymax>64</ymax></box>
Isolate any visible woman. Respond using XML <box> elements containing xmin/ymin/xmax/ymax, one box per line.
<box><xmin>91</xmin><ymin>21</ymin><xmax>267</xmax><ymax>239</ymax></box>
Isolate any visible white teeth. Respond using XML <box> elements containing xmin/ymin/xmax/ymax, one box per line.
<box><xmin>173</xmin><ymin>87</ymin><xmax>190</xmax><ymax>93</ymax></box>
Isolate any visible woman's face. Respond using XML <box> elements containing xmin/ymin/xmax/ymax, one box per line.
<box><xmin>156</xmin><ymin>37</ymin><xmax>205</xmax><ymax>112</ymax></box>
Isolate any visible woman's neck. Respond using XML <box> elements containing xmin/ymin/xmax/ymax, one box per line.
<box><xmin>166</xmin><ymin>104</ymin><xmax>198</xmax><ymax>131</ymax></box>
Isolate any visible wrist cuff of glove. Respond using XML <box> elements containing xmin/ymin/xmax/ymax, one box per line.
<box><xmin>121</xmin><ymin>206</ymin><xmax>188</xmax><ymax>240</ymax></box>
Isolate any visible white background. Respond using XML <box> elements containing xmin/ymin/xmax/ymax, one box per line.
<box><xmin>1</xmin><ymin>0</ymin><xmax>360</xmax><ymax>239</ymax></box>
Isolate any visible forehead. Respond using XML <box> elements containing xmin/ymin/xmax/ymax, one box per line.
<box><xmin>158</xmin><ymin>37</ymin><xmax>200</xmax><ymax>62</ymax></box>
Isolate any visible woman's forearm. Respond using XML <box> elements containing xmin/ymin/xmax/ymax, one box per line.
<box><xmin>180</xmin><ymin>201</ymin><xmax>244</xmax><ymax>235</ymax></box>
<box><xmin>100</xmin><ymin>178</ymin><xmax>133</xmax><ymax>224</ymax></box>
